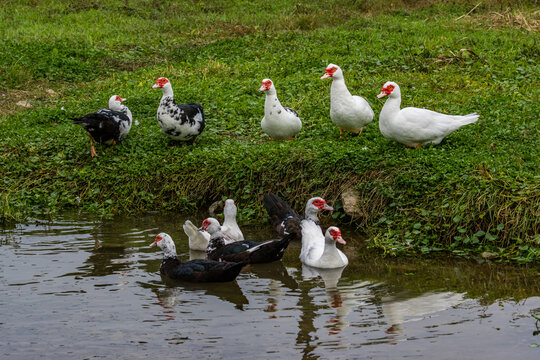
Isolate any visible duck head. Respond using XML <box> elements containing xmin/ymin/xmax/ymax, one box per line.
<box><xmin>320</xmin><ymin>64</ymin><xmax>342</xmax><ymax>80</ymax></box>
<box><xmin>108</xmin><ymin>95</ymin><xmax>126</xmax><ymax>111</ymax></box>
<box><xmin>224</xmin><ymin>199</ymin><xmax>238</xmax><ymax>220</ymax></box>
<box><xmin>377</xmin><ymin>81</ymin><xmax>400</xmax><ymax>99</ymax></box>
<box><xmin>305</xmin><ymin>197</ymin><xmax>334</xmax><ymax>221</ymax></box>
<box><xmin>326</xmin><ymin>226</ymin><xmax>346</xmax><ymax>245</ymax></box>
<box><xmin>258</xmin><ymin>78</ymin><xmax>276</xmax><ymax>95</ymax></box>
<box><xmin>200</xmin><ymin>217</ymin><xmax>222</xmax><ymax>235</ymax></box>
<box><xmin>152</xmin><ymin>77</ymin><xmax>174</xmax><ymax>96</ymax></box>
<box><xmin>149</xmin><ymin>232</ymin><xmax>177</xmax><ymax>259</ymax></box>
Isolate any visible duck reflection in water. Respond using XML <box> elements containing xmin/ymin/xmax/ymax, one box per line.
<box><xmin>152</xmin><ymin>276</ymin><xmax>250</xmax><ymax>315</ymax></box>
<box><xmin>382</xmin><ymin>291</ymin><xmax>466</xmax><ymax>340</ymax></box>
<box><xmin>249</xmin><ymin>261</ymin><xmax>299</xmax><ymax>317</ymax></box>
<box><xmin>302</xmin><ymin>264</ymin><xmax>351</xmax><ymax>335</ymax></box>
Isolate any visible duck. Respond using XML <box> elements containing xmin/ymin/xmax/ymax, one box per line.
<box><xmin>149</xmin><ymin>232</ymin><xmax>246</xmax><ymax>282</ymax></box>
<box><xmin>262</xmin><ymin>194</ymin><xmax>334</xmax><ymax>240</ymax></box>
<box><xmin>183</xmin><ymin>220</ymin><xmax>211</xmax><ymax>251</ymax></box>
<box><xmin>321</xmin><ymin>64</ymin><xmax>374</xmax><ymax>138</ymax></box>
<box><xmin>201</xmin><ymin>218</ymin><xmax>292</xmax><ymax>264</ymax></box>
<box><xmin>72</xmin><ymin>95</ymin><xmax>132</xmax><ymax>157</ymax></box>
<box><xmin>221</xmin><ymin>199</ymin><xmax>244</xmax><ymax>242</ymax></box>
<box><xmin>377</xmin><ymin>81</ymin><xmax>479</xmax><ymax>148</ymax></box>
<box><xmin>259</xmin><ymin>79</ymin><xmax>302</xmax><ymax>140</ymax></box>
<box><xmin>300</xmin><ymin>224</ymin><xmax>348</xmax><ymax>269</ymax></box>
<box><xmin>152</xmin><ymin>77</ymin><xmax>205</xmax><ymax>142</ymax></box>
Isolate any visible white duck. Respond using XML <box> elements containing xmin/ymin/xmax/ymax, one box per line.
<box><xmin>300</xmin><ymin>224</ymin><xmax>348</xmax><ymax>269</ymax></box>
<box><xmin>152</xmin><ymin>77</ymin><xmax>205</xmax><ymax>142</ymax></box>
<box><xmin>221</xmin><ymin>199</ymin><xmax>244</xmax><ymax>242</ymax></box>
<box><xmin>321</xmin><ymin>64</ymin><xmax>374</xmax><ymax>138</ymax></box>
<box><xmin>183</xmin><ymin>220</ymin><xmax>211</xmax><ymax>251</ymax></box>
<box><xmin>259</xmin><ymin>79</ymin><xmax>302</xmax><ymax>140</ymax></box>
<box><xmin>377</xmin><ymin>81</ymin><xmax>479</xmax><ymax>148</ymax></box>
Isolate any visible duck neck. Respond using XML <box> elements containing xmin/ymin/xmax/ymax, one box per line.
<box><xmin>304</xmin><ymin>208</ymin><xmax>320</xmax><ymax>223</ymax></box>
<box><xmin>161</xmin><ymin>241</ymin><xmax>178</xmax><ymax>260</ymax></box>
<box><xmin>380</xmin><ymin>93</ymin><xmax>401</xmax><ymax>120</ymax></box>
<box><xmin>330</xmin><ymin>77</ymin><xmax>352</xmax><ymax>99</ymax></box>
<box><xmin>264</xmin><ymin>90</ymin><xmax>283</xmax><ymax>113</ymax></box>
<box><xmin>322</xmin><ymin>239</ymin><xmax>337</xmax><ymax>256</ymax></box>
<box><xmin>160</xmin><ymin>86</ymin><xmax>174</xmax><ymax>104</ymax></box>
<box><xmin>223</xmin><ymin>211</ymin><xmax>236</xmax><ymax>227</ymax></box>
<box><xmin>207</xmin><ymin>231</ymin><xmax>225</xmax><ymax>254</ymax></box>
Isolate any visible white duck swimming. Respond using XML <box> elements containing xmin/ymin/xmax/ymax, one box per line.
<box><xmin>321</xmin><ymin>64</ymin><xmax>374</xmax><ymax>138</ymax></box>
<box><xmin>377</xmin><ymin>81</ymin><xmax>479</xmax><ymax>148</ymax></box>
<box><xmin>183</xmin><ymin>220</ymin><xmax>211</xmax><ymax>251</ymax></box>
<box><xmin>300</xmin><ymin>224</ymin><xmax>348</xmax><ymax>269</ymax></box>
<box><xmin>259</xmin><ymin>79</ymin><xmax>302</xmax><ymax>140</ymax></box>
<box><xmin>221</xmin><ymin>199</ymin><xmax>244</xmax><ymax>242</ymax></box>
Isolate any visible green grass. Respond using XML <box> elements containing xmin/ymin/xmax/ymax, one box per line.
<box><xmin>1</xmin><ymin>0</ymin><xmax>539</xmax><ymax>262</ymax></box>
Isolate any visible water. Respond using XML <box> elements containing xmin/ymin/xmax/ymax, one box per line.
<box><xmin>1</xmin><ymin>213</ymin><xmax>539</xmax><ymax>359</ymax></box>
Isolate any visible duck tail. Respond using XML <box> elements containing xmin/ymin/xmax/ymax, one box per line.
<box><xmin>263</xmin><ymin>194</ymin><xmax>297</xmax><ymax>221</ymax></box>
<box><xmin>223</xmin><ymin>261</ymin><xmax>247</xmax><ymax>280</ymax></box>
<box><xmin>459</xmin><ymin>112</ymin><xmax>480</xmax><ymax>125</ymax></box>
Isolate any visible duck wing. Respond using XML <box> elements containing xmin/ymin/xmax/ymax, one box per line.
<box><xmin>172</xmin><ymin>259</ymin><xmax>246</xmax><ymax>282</ymax></box>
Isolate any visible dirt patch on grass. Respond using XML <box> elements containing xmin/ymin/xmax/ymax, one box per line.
<box><xmin>0</xmin><ymin>85</ymin><xmax>60</xmax><ymax>117</ymax></box>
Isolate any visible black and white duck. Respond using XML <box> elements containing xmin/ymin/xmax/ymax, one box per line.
<box><xmin>72</xmin><ymin>95</ymin><xmax>132</xmax><ymax>157</ymax></box>
<box><xmin>201</xmin><ymin>218</ymin><xmax>292</xmax><ymax>264</ymax></box>
<box><xmin>149</xmin><ymin>232</ymin><xmax>245</xmax><ymax>282</ymax></box>
<box><xmin>152</xmin><ymin>77</ymin><xmax>205</xmax><ymax>142</ymax></box>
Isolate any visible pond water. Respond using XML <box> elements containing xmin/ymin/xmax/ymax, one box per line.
<box><xmin>1</xmin><ymin>212</ymin><xmax>539</xmax><ymax>359</ymax></box>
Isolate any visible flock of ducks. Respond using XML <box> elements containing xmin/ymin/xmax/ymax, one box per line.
<box><xmin>70</xmin><ymin>64</ymin><xmax>480</xmax><ymax>282</ymax></box>
<box><xmin>149</xmin><ymin>195</ymin><xmax>346</xmax><ymax>282</ymax></box>
<box><xmin>72</xmin><ymin>64</ymin><xmax>479</xmax><ymax>157</ymax></box>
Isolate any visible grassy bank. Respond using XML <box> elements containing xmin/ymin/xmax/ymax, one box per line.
<box><xmin>1</xmin><ymin>0</ymin><xmax>539</xmax><ymax>262</ymax></box>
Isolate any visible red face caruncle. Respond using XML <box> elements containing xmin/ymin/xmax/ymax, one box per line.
<box><xmin>154</xmin><ymin>77</ymin><xmax>169</xmax><ymax>88</ymax></box>
<box><xmin>381</xmin><ymin>84</ymin><xmax>395</xmax><ymax>96</ymax></box>
<box><xmin>201</xmin><ymin>219</ymin><xmax>211</xmax><ymax>230</ymax></box>
<box><xmin>154</xmin><ymin>234</ymin><xmax>163</xmax><ymax>244</ymax></box>
<box><xmin>329</xmin><ymin>228</ymin><xmax>341</xmax><ymax>240</ymax></box>
<box><xmin>260</xmin><ymin>79</ymin><xmax>272</xmax><ymax>91</ymax></box>
<box><xmin>312</xmin><ymin>198</ymin><xmax>326</xmax><ymax>209</ymax></box>
<box><xmin>325</xmin><ymin>66</ymin><xmax>338</xmax><ymax>77</ymax></box>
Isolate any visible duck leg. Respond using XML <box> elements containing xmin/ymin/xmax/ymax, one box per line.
<box><xmin>88</xmin><ymin>134</ymin><xmax>99</xmax><ymax>158</ymax></box>
<box><xmin>339</xmin><ymin>128</ymin><xmax>344</xmax><ymax>139</ymax></box>
<box><xmin>105</xmin><ymin>140</ymin><xmax>117</xmax><ymax>151</ymax></box>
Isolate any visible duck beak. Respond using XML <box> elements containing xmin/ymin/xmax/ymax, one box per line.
<box><xmin>149</xmin><ymin>242</ymin><xmax>157</xmax><ymax>248</ymax></box>
<box><xmin>323</xmin><ymin>204</ymin><xmax>334</xmax><ymax>211</ymax></box>
<box><xmin>336</xmin><ymin>236</ymin><xmax>346</xmax><ymax>245</ymax></box>
<box><xmin>152</xmin><ymin>83</ymin><xmax>160</xmax><ymax>89</ymax></box>
<box><xmin>119</xmin><ymin>98</ymin><xmax>127</xmax><ymax>102</ymax></box>
<box><xmin>377</xmin><ymin>91</ymin><xmax>387</xmax><ymax>99</ymax></box>
<box><xmin>320</xmin><ymin>73</ymin><xmax>331</xmax><ymax>79</ymax></box>
<box><xmin>258</xmin><ymin>85</ymin><xmax>266</xmax><ymax>91</ymax></box>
